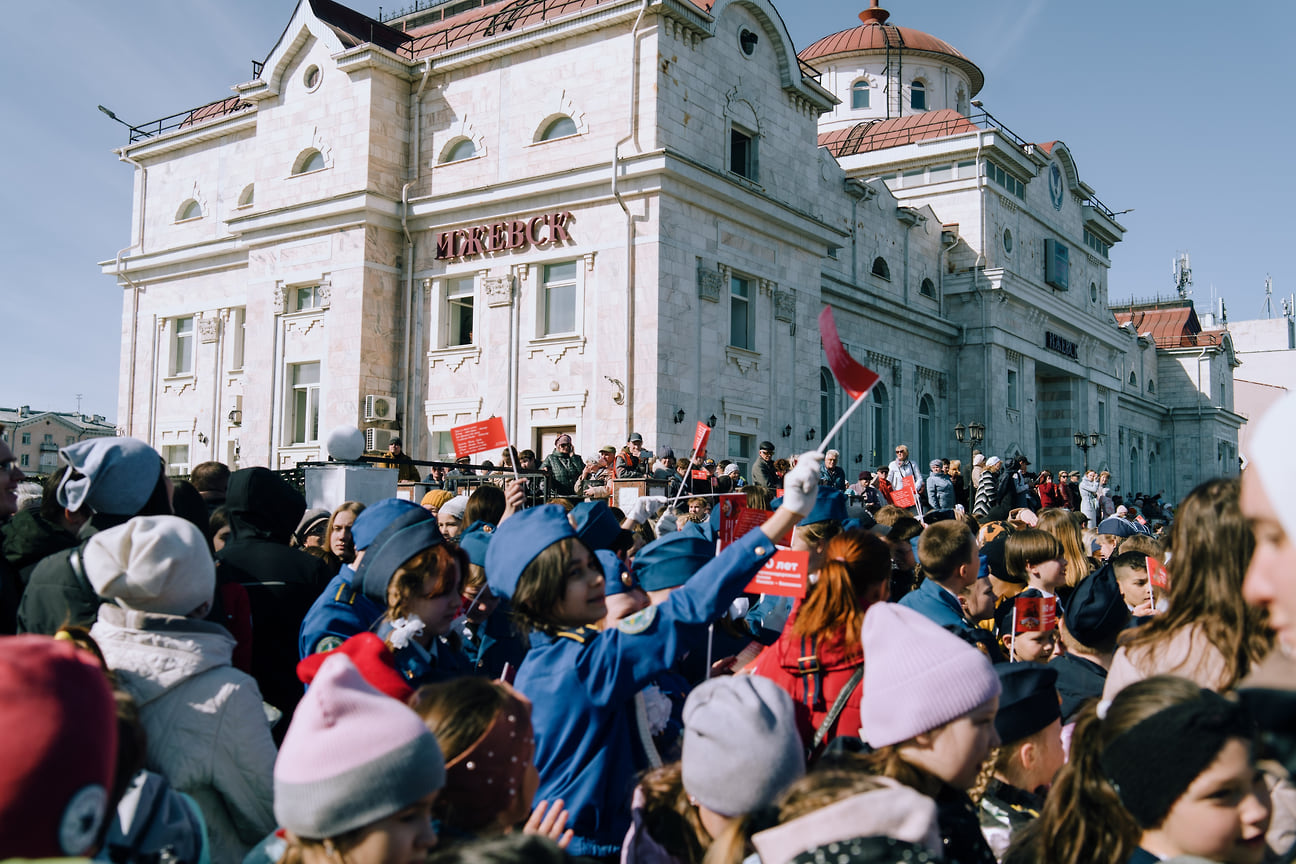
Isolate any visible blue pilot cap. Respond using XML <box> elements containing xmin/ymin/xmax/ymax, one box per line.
<box><xmin>571</xmin><ymin>500</ymin><xmax>621</xmax><ymax>551</ymax></box>
<box><xmin>485</xmin><ymin>504</ymin><xmax>578</xmax><ymax>602</ymax></box>
<box><xmin>457</xmin><ymin>520</ymin><xmax>495</xmax><ymax>568</ymax></box>
<box><xmin>356</xmin><ymin>518</ymin><xmax>445</xmax><ymax>603</ymax></box>
<box><xmin>596</xmin><ymin>549</ymin><xmax>637</xmax><ymax>596</ymax></box>
<box><xmin>681</xmin><ymin>518</ymin><xmax>716</xmax><ymax>544</ymax></box>
<box><xmin>798</xmin><ymin>488</ymin><xmax>847</xmax><ymax>526</ymax></box>
<box><xmin>1058</xmin><ymin>562</ymin><xmax>1130</xmax><ymax>649</ymax></box>
<box><xmin>634</xmin><ymin>533</ymin><xmax>716</xmax><ymax>593</ymax></box>
<box><xmin>1096</xmin><ymin>517</ymin><xmax>1139</xmax><ymax>539</ymax></box>
<box><xmin>351</xmin><ymin>498</ymin><xmax>424</xmax><ymax>551</ymax></box>
<box><xmin>993</xmin><ymin>662</ymin><xmax>1061</xmax><ymax>745</ymax></box>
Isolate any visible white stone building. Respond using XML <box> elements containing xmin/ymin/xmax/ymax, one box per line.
<box><xmin>104</xmin><ymin>0</ymin><xmax>1239</xmax><ymax>503</ymax></box>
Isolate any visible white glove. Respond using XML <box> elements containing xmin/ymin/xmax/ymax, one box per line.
<box><xmin>625</xmin><ymin>495</ymin><xmax>668</xmax><ymax>525</ymax></box>
<box><xmin>781</xmin><ymin>451</ymin><xmax>823</xmax><ymax>516</ymax></box>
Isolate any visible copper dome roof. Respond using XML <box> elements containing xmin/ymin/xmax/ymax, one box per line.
<box><xmin>800</xmin><ymin>2</ymin><xmax>984</xmax><ymax>96</ymax></box>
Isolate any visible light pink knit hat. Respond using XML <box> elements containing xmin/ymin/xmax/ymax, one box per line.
<box><xmin>858</xmin><ymin>602</ymin><xmax>1000</xmax><ymax>748</ymax></box>
<box><xmin>274</xmin><ymin>654</ymin><xmax>445</xmax><ymax>839</ymax></box>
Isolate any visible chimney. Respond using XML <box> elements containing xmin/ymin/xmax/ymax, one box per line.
<box><xmin>18</xmin><ymin>405</ymin><xmax>28</xmax><ymax>418</ymax></box>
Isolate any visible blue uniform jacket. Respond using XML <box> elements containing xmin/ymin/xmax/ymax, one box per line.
<box><xmin>462</xmin><ymin>602</ymin><xmax>529</xmax><ymax>679</ymax></box>
<box><xmin>515</xmin><ymin>527</ymin><xmax>777</xmax><ymax>858</ymax></box>
<box><xmin>298</xmin><ymin>566</ymin><xmax>384</xmax><ymax>660</ymax></box>
<box><xmin>898</xmin><ymin>576</ymin><xmax>967</xmax><ymax>631</ymax></box>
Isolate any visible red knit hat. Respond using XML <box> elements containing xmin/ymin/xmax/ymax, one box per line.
<box><xmin>0</xmin><ymin>635</ymin><xmax>118</xmax><ymax>857</ymax></box>
<box><xmin>297</xmin><ymin>632</ymin><xmax>414</xmax><ymax>701</ymax></box>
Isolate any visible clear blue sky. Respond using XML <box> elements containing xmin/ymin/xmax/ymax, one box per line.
<box><xmin>3</xmin><ymin>0</ymin><xmax>1290</xmax><ymax>422</ymax></box>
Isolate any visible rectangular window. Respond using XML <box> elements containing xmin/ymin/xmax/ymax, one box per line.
<box><xmin>728</xmin><ymin>432</ymin><xmax>753</xmax><ymax>478</ymax></box>
<box><xmin>163</xmin><ymin>445</ymin><xmax>190</xmax><ymax>476</ymax></box>
<box><xmin>19</xmin><ymin>454</ymin><xmax>28</xmax><ymax>467</ymax></box>
<box><xmin>928</xmin><ymin>165</ymin><xmax>952</xmax><ymax>183</ymax></box>
<box><xmin>957</xmin><ymin>160</ymin><xmax>976</xmax><ymax>179</ymax></box>
<box><xmin>431</xmin><ymin>431</ymin><xmax>456</xmax><ymax>461</ymax></box>
<box><xmin>1084</xmin><ymin>228</ymin><xmax>1111</xmax><ymax>257</ymax></box>
<box><xmin>729</xmin><ymin>276</ymin><xmax>753</xmax><ymax>350</ymax></box>
<box><xmin>21</xmin><ymin>433</ymin><xmax>30</xmax><ymax>445</ymax></box>
<box><xmin>229</xmin><ymin>307</ymin><xmax>246</xmax><ymax>371</ymax></box>
<box><xmin>541</xmin><ymin>262</ymin><xmax>577</xmax><ymax>336</ymax></box>
<box><xmin>445</xmin><ymin>276</ymin><xmax>475</xmax><ymax>347</ymax></box>
<box><xmin>290</xmin><ymin>362</ymin><xmax>321</xmax><ymax>444</ymax></box>
<box><xmin>172</xmin><ymin>316</ymin><xmax>194</xmax><ymax>376</ymax></box>
<box><xmin>295</xmin><ymin>286</ymin><xmax>322</xmax><ymax>311</ymax></box>
<box><xmin>730</xmin><ymin>127</ymin><xmax>756</xmax><ymax>181</ymax></box>
<box><xmin>42</xmin><ymin>434</ymin><xmax>53</xmax><ymax>445</ymax></box>
<box><xmin>1007</xmin><ymin>369</ymin><xmax>1019</xmax><ymax>411</ymax></box>
<box><xmin>986</xmin><ymin>161</ymin><xmax>1025</xmax><ymax>199</ymax></box>
<box><xmin>1098</xmin><ymin>400</ymin><xmax>1107</xmax><ymax>434</ymax></box>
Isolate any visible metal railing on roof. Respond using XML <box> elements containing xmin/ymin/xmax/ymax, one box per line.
<box><xmin>398</xmin><ymin>0</ymin><xmax>608</xmax><ymax>58</ymax></box>
<box><xmin>125</xmin><ymin>96</ymin><xmax>254</xmax><ymax>144</ymax></box>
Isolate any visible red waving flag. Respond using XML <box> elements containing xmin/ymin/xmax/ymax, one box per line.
<box><xmin>819</xmin><ymin>307</ymin><xmax>880</xmax><ymax>400</ymax></box>
<box><xmin>451</xmin><ymin>417</ymin><xmax>510</xmax><ymax>457</ymax></box>
<box><xmin>693</xmin><ymin>421</ymin><xmax>710</xmax><ymax>459</ymax></box>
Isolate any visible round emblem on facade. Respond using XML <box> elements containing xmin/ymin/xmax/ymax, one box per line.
<box><xmin>1048</xmin><ymin>162</ymin><xmax>1064</xmax><ymax>211</ymax></box>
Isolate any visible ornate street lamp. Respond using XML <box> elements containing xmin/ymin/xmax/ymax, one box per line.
<box><xmin>953</xmin><ymin>421</ymin><xmax>984</xmax><ymax>501</ymax></box>
<box><xmin>1074</xmin><ymin>431</ymin><xmax>1101</xmax><ymax>471</ymax></box>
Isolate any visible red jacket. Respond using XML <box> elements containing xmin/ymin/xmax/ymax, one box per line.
<box><xmin>1036</xmin><ymin>481</ymin><xmax>1067</xmax><ymax>509</ymax></box>
<box><xmin>752</xmin><ymin>607</ymin><xmax>863</xmax><ymax>759</ymax></box>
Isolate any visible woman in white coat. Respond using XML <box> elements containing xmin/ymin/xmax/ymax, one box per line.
<box><xmin>86</xmin><ymin>515</ymin><xmax>277</xmax><ymax>864</ymax></box>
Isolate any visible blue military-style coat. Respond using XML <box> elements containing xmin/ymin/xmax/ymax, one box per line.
<box><xmin>297</xmin><ymin>565</ymin><xmax>384</xmax><ymax>660</ymax></box>
<box><xmin>514</xmin><ymin>528</ymin><xmax>777</xmax><ymax>858</ymax></box>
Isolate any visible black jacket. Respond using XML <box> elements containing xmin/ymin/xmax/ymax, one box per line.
<box><xmin>216</xmin><ymin>468</ymin><xmax>331</xmax><ymax>736</ymax></box>
<box><xmin>16</xmin><ymin>518</ymin><xmax>117</xmax><ymax>635</ymax></box>
<box><xmin>1051</xmin><ymin>653</ymin><xmax>1108</xmax><ymax>723</ymax></box>
<box><xmin>3</xmin><ymin>509</ymin><xmax>79</xmax><ymax>583</ymax></box>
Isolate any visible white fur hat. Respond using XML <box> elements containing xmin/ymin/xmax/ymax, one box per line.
<box><xmin>83</xmin><ymin>516</ymin><xmax>215</xmax><ymax>616</ymax></box>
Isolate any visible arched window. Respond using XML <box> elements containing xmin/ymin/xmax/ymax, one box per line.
<box><xmin>293</xmin><ymin>149</ymin><xmax>326</xmax><ymax>175</ymax></box>
<box><xmin>1129</xmin><ymin>447</ymin><xmax>1140</xmax><ymax>493</ymax></box>
<box><xmin>869</xmin><ymin>383</ymin><xmax>890</xmax><ymax>466</ymax></box>
<box><xmin>911</xmin><ymin>80</ymin><xmax>926</xmax><ymax>110</ymax></box>
<box><xmin>1148</xmin><ymin>450</ymin><xmax>1158</xmax><ymax>492</ymax></box>
<box><xmin>920</xmin><ymin>278</ymin><xmax>935</xmax><ymax>298</ymax></box>
<box><xmin>1148</xmin><ymin>379</ymin><xmax>1156</xmax><ymax>394</ymax></box>
<box><xmin>820</xmin><ymin>367</ymin><xmax>835</xmax><ymax>438</ymax></box>
<box><xmin>851</xmin><ymin>80</ymin><xmax>870</xmax><ymax>110</ymax></box>
<box><xmin>540</xmin><ymin>116</ymin><xmax>578</xmax><ymax>141</ymax></box>
<box><xmin>441</xmin><ymin>138</ymin><xmax>477</xmax><ymax>163</ymax></box>
<box><xmin>1129</xmin><ymin>370</ymin><xmax>1138</xmax><ymax>387</ymax></box>
<box><xmin>175</xmin><ymin>199</ymin><xmax>201</xmax><ymax>221</ymax></box>
<box><xmin>917</xmin><ymin>394</ymin><xmax>934</xmax><ymax>468</ymax></box>
<box><xmin>871</xmin><ymin>256</ymin><xmax>891</xmax><ymax>280</ymax></box>
<box><xmin>237</xmin><ymin>184</ymin><xmax>254</xmax><ymax>208</ymax></box>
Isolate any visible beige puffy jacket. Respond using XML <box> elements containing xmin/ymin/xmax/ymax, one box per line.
<box><xmin>93</xmin><ymin>605</ymin><xmax>277</xmax><ymax>864</ymax></box>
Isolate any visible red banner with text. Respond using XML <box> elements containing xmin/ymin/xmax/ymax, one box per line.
<box><xmin>451</xmin><ymin>417</ymin><xmax>510</xmax><ymax>457</ymax></box>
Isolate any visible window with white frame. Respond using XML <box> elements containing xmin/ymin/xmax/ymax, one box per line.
<box><xmin>729</xmin><ymin>276</ymin><xmax>754</xmax><ymax>350</ymax></box>
<box><xmin>851</xmin><ymin>80</ymin><xmax>870</xmax><ymax>109</ymax></box>
<box><xmin>294</xmin><ymin>286</ymin><xmax>323</xmax><ymax>311</ymax></box>
<box><xmin>229</xmin><ymin>307</ymin><xmax>246</xmax><ymax>371</ymax></box>
<box><xmin>541</xmin><ymin>261</ymin><xmax>578</xmax><ymax>336</ymax></box>
<box><xmin>540</xmin><ymin>116</ymin><xmax>578</xmax><ymax>141</ymax></box>
<box><xmin>444</xmin><ymin>276</ymin><xmax>475</xmax><ymax>347</ymax></box>
<box><xmin>729</xmin><ymin>126</ymin><xmax>757</xmax><ymax>181</ymax></box>
<box><xmin>289</xmin><ymin>362</ymin><xmax>321</xmax><ymax>444</ymax></box>
<box><xmin>163</xmin><ymin>445</ymin><xmax>190</xmax><ymax>476</ymax></box>
<box><xmin>728</xmin><ymin>432</ymin><xmax>753</xmax><ymax>479</ymax></box>
<box><xmin>171</xmin><ymin>317</ymin><xmax>194</xmax><ymax>376</ymax></box>
<box><xmin>910</xmin><ymin>80</ymin><xmax>927</xmax><ymax>110</ymax></box>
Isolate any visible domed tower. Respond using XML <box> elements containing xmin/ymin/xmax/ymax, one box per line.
<box><xmin>801</xmin><ymin>0</ymin><xmax>984</xmax><ymax>134</ymax></box>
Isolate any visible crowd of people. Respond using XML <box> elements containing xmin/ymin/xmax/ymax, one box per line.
<box><xmin>1</xmin><ymin>389</ymin><xmax>1294</xmax><ymax>864</ymax></box>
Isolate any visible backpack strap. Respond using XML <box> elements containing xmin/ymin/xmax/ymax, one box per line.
<box><xmin>811</xmin><ymin>664</ymin><xmax>864</xmax><ymax>753</ymax></box>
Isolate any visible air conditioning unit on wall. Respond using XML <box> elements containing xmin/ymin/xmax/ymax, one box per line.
<box><xmin>365</xmin><ymin>427</ymin><xmax>401</xmax><ymax>452</ymax></box>
<box><xmin>364</xmin><ymin>394</ymin><xmax>395</xmax><ymax>422</ymax></box>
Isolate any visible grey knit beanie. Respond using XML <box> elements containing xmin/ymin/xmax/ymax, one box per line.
<box><xmin>681</xmin><ymin>676</ymin><xmax>805</xmax><ymax>816</ymax></box>
<box><xmin>274</xmin><ymin>654</ymin><xmax>445</xmax><ymax>839</ymax></box>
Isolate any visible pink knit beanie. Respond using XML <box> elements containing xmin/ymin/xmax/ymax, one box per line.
<box><xmin>274</xmin><ymin>654</ymin><xmax>445</xmax><ymax>839</ymax></box>
<box><xmin>858</xmin><ymin>602</ymin><xmax>1001</xmax><ymax>748</ymax></box>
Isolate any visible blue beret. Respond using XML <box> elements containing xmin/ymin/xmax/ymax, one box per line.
<box><xmin>1096</xmin><ymin>517</ymin><xmax>1139</xmax><ymax>539</ymax></box>
<box><xmin>681</xmin><ymin>518</ymin><xmax>716</xmax><ymax>543</ymax></box>
<box><xmin>57</xmin><ymin>437</ymin><xmax>162</xmax><ymax>516</ymax></box>
<box><xmin>352</xmin><ymin>498</ymin><xmax>424</xmax><ymax>551</ymax></box>
<box><xmin>798</xmin><ymin>488</ymin><xmax>847</xmax><ymax>526</ymax></box>
<box><xmin>1058</xmin><ymin>562</ymin><xmax>1130</xmax><ymax>648</ymax></box>
<box><xmin>356</xmin><ymin>518</ymin><xmax>446</xmax><ymax>603</ymax></box>
<box><xmin>571</xmin><ymin>500</ymin><xmax>621</xmax><ymax>551</ymax></box>
<box><xmin>634</xmin><ymin>533</ymin><xmax>716</xmax><ymax>592</ymax></box>
<box><xmin>485</xmin><ymin>505</ymin><xmax>577</xmax><ymax>602</ymax></box>
<box><xmin>993</xmin><ymin>662</ymin><xmax>1061</xmax><ymax>744</ymax></box>
<box><xmin>457</xmin><ymin>520</ymin><xmax>494</xmax><ymax>568</ymax></box>
<box><xmin>596</xmin><ymin>549</ymin><xmax>637</xmax><ymax>596</ymax></box>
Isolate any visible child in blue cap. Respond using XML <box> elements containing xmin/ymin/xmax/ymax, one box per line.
<box><xmin>484</xmin><ymin>451</ymin><xmax>824</xmax><ymax>858</ymax></box>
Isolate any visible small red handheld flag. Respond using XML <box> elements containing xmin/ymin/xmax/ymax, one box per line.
<box><xmin>693</xmin><ymin>422</ymin><xmax>710</xmax><ymax>459</ymax></box>
<box><xmin>451</xmin><ymin>417</ymin><xmax>510</xmax><ymax>457</ymax></box>
<box><xmin>1147</xmin><ymin>556</ymin><xmax>1170</xmax><ymax>592</ymax></box>
<box><xmin>1013</xmin><ymin>595</ymin><xmax>1057</xmax><ymax>635</ymax></box>
<box><xmin>819</xmin><ymin>307</ymin><xmax>881</xmax><ymax>400</ymax></box>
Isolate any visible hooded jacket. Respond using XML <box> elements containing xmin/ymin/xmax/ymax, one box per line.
<box><xmin>92</xmin><ymin>605</ymin><xmax>277</xmax><ymax>864</ymax></box>
<box><xmin>2</xmin><ymin>509</ymin><xmax>79</xmax><ymax>580</ymax></box>
<box><xmin>215</xmin><ymin>468</ymin><xmax>330</xmax><ymax>734</ymax></box>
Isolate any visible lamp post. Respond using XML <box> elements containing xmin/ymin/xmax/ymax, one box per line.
<box><xmin>1073</xmin><ymin>431</ymin><xmax>1101</xmax><ymax>471</ymax></box>
<box><xmin>953</xmin><ymin>421</ymin><xmax>985</xmax><ymax>475</ymax></box>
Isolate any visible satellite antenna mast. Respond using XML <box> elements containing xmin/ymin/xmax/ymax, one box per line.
<box><xmin>1173</xmin><ymin>252</ymin><xmax>1192</xmax><ymax>300</ymax></box>
<box><xmin>1262</xmin><ymin>274</ymin><xmax>1274</xmax><ymax>319</ymax></box>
